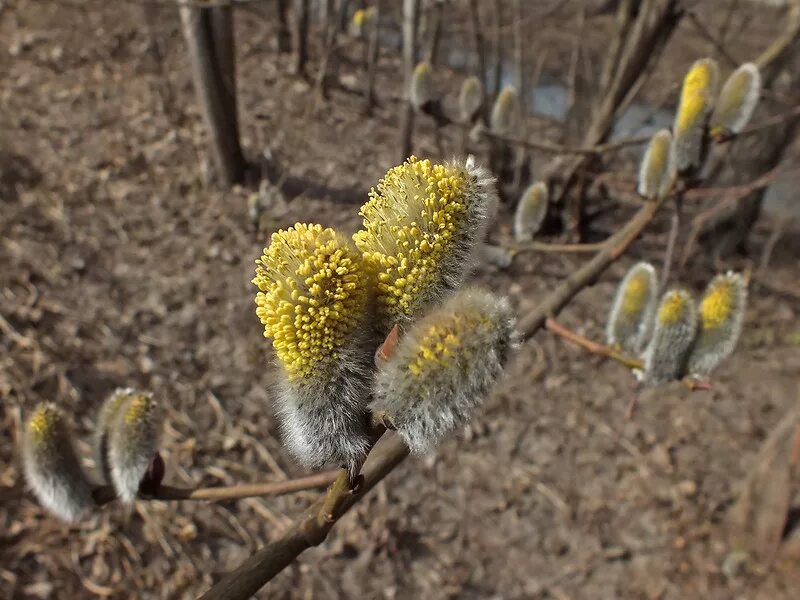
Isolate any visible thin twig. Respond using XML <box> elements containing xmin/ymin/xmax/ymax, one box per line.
<box><xmin>545</xmin><ymin>317</ymin><xmax>643</xmax><ymax>370</ymax></box>
<box><xmin>92</xmin><ymin>470</ymin><xmax>339</xmax><ymax>506</ymax></box>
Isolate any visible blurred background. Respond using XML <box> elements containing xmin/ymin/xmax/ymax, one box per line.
<box><xmin>1</xmin><ymin>0</ymin><xmax>799</xmax><ymax>598</ymax></box>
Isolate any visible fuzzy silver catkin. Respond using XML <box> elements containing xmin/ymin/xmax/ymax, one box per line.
<box><xmin>94</xmin><ymin>388</ymin><xmax>135</xmax><ymax>483</ymax></box>
<box><xmin>671</xmin><ymin>58</ymin><xmax>719</xmax><ymax>173</ymax></box>
<box><xmin>606</xmin><ymin>262</ymin><xmax>659</xmax><ymax>353</ymax></box>
<box><xmin>490</xmin><ymin>86</ymin><xmax>521</xmax><ymax>135</ymax></box>
<box><xmin>644</xmin><ymin>289</ymin><xmax>698</xmax><ymax>385</ymax></box>
<box><xmin>410</xmin><ymin>61</ymin><xmax>434</xmax><ymax>110</ymax></box>
<box><xmin>370</xmin><ymin>287</ymin><xmax>517</xmax><ymax>454</ymax></box>
<box><xmin>275</xmin><ymin>335</ymin><xmax>373</xmax><ymax>477</ymax></box>
<box><xmin>637</xmin><ymin>129</ymin><xmax>674</xmax><ymax>199</ymax></box>
<box><xmin>513</xmin><ymin>181</ymin><xmax>548</xmax><ymax>242</ymax></box>
<box><xmin>710</xmin><ymin>63</ymin><xmax>761</xmax><ymax>137</ymax></box>
<box><xmin>108</xmin><ymin>392</ymin><xmax>162</xmax><ymax>502</ymax></box>
<box><xmin>22</xmin><ymin>403</ymin><xmax>93</xmax><ymax>522</ymax></box>
<box><xmin>686</xmin><ymin>272</ymin><xmax>747</xmax><ymax>377</ymax></box>
<box><xmin>459</xmin><ymin>76</ymin><xmax>484</xmax><ymax>122</ymax></box>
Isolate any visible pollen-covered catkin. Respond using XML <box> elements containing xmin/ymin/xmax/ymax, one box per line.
<box><xmin>637</xmin><ymin>129</ymin><xmax>674</xmax><ymax>199</ymax></box>
<box><xmin>513</xmin><ymin>181</ymin><xmax>548</xmax><ymax>242</ymax></box>
<box><xmin>490</xmin><ymin>86</ymin><xmax>521</xmax><ymax>135</ymax></box>
<box><xmin>644</xmin><ymin>289</ymin><xmax>698</xmax><ymax>385</ymax></box>
<box><xmin>606</xmin><ymin>262</ymin><xmax>659</xmax><ymax>353</ymax></box>
<box><xmin>672</xmin><ymin>58</ymin><xmax>719</xmax><ymax>173</ymax></box>
<box><xmin>370</xmin><ymin>287</ymin><xmax>517</xmax><ymax>454</ymax></box>
<box><xmin>353</xmin><ymin>156</ymin><xmax>497</xmax><ymax>334</ymax></box>
<box><xmin>22</xmin><ymin>403</ymin><xmax>93</xmax><ymax>522</ymax></box>
<box><xmin>459</xmin><ymin>76</ymin><xmax>484</xmax><ymax>123</ymax></box>
<box><xmin>686</xmin><ymin>272</ymin><xmax>746</xmax><ymax>377</ymax></box>
<box><xmin>253</xmin><ymin>224</ymin><xmax>373</xmax><ymax>476</ymax></box>
<box><xmin>710</xmin><ymin>63</ymin><xmax>761</xmax><ymax>138</ymax></box>
<box><xmin>410</xmin><ymin>61</ymin><xmax>434</xmax><ymax>110</ymax></box>
<box><xmin>94</xmin><ymin>388</ymin><xmax>136</xmax><ymax>483</ymax></box>
<box><xmin>108</xmin><ymin>392</ymin><xmax>162</xmax><ymax>502</ymax></box>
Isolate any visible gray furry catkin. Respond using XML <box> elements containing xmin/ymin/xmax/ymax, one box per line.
<box><xmin>253</xmin><ymin>224</ymin><xmax>373</xmax><ymax>476</ymax></box>
<box><xmin>644</xmin><ymin>289</ymin><xmax>698</xmax><ymax>385</ymax></box>
<box><xmin>710</xmin><ymin>63</ymin><xmax>761</xmax><ymax>138</ymax></box>
<box><xmin>94</xmin><ymin>387</ymin><xmax>135</xmax><ymax>483</ymax></box>
<box><xmin>22</xmin><ymin>403</ymin><xmax>94</xmax><ymax>522</ymax></box>
<box><xmin>459</xmin><ymin>75</ymin><xmax>484</xmax><ymax>123</ymax></box>
<box><xmin>606</xmin><ymin>262</ymin><xmax>659</xmax><ymax>353</ymax></box>
<box><xmin>370</xmin><ymin>287</ymin><xmax>517</xmax><ymax>454</ymax></box>
<box><xmin>513</xmin><ymin>181</ymin><xmax>548</xmax><ymax>242</ymax></box>
<box><xmin>108</xmin><ymin>391</ymin><xmax>162</xmax><ymax>501</ymax></box>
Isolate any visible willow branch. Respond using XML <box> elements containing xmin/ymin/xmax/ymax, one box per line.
<box><xmin>199</xmin><ymin>434</ymin><xmax>409</xmax><ymax>600</ymax></box>
<box><xmin>91</xmin><ymin>470</ymin><xmax>339</xmax><ymax>506</ymax></box>
<box><xmin>517</xmin><ymin>196</ymin><xmax>668</xmax><ymax>339</ymax></box>
<box><xmin>545</xmin><ymin>317</ymin><xmax>644</xmax><ymax>370</ymax></box>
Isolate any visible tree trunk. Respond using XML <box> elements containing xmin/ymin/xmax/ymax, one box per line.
<box><xmin>363</xmin><ymin>0</ymin><xmax>382</xmax><ymax>114</ymax></box>
<box><xmin>292</xmin><ymin>0</ymin><xmax>310</xmax><ymax>76</ymax></box>
<box><xmin>179</xmin><ymin>4</ymin><xmax>245</xmax><ymax>187</ymax></box>
<box><xmin>399</xmin><ymin>0</ymin><xmax>420</xmax><ymax>161</ymax></box>
<box><xmin>276</xmin><ymin>0</ymin><xmax>292</xmax><ymax>53</ymax></box>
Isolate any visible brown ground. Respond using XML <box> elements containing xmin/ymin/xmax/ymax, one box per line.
<box><xmin>2</xmin><ymin>1</ymin><xmax>799</xmax><ymax>599</ymax></box>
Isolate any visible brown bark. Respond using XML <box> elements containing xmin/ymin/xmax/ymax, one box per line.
<box><xmin>179</xmin><ymin>4</ymin><xmax>245</xmax><ymax>187</ymax></box>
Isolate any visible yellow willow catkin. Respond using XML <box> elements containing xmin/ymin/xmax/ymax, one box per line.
<box><xmin>644</xmin><ymin>289</ymin><xmax>698</xmax><ymax>385</ymax></box>
<box><xmin>22</xmin><ymin>403</ymin><xmax>93</xmax><ymax>522</ymax></box>
<box><xmin>370</xmin><ymin>287</ymin><xmax>517</xmax><ymax>453</ymax></box>
<box><xmin>686</xmin><ymin>272</ymin><xmax>747</xmax><ymax>377</ymax></box>
<box><xmin>606</xmin><ymin>262</ymin><xmax>659</xmax><ymax>353</ymax></box>
<box><xmin>410</xmin><ymin>61</ymin><xmax>434</xmax><ymax>110</ymax></box>
<box><xmin>490</xmin><ymin>85</ymin><xmax>521</xmax><ymax>135</ymax></box>
<box><xmin>108</xmin><ymin>391</ymin><xmax>162</xmax><ymax>502</ymax></box>
<box><xmin>253</xmin><ymin>224</ymin><xmax>373</xmax><ymax>475</ymax></box>
<box><xmin>637</xmin><ymin>129</ymin><xmax>674</xmax><ymax>199</ymax></box>
<box><xmin>710</xmin><ymin>63</ymin><xmax>761</xmax><ymax>138</ymax></box>
<box><xmin>672</xmin><ymin>58</ymin><xmax>719</xmax><ymax>173</ymax></box>
<box><xmin>353</xmin><ymin>156</ymin><xmax>497</xmax><ymax>335</ymax></box>
<box><xmin>459</xmin><ymin>75</ymin><xmax>484</xmax><ymax>122</ymax></box>
<box><xmin>513</xmin><ymin>181</ymin><xmax>548</xmax><ymax>242</ymax></box>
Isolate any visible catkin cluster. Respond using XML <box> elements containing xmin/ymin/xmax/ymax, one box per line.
<box><xmin>605</xmin><ymin>265</ymin><xmax>747</xmax><ymax>385</ymax></box>
<box><xmin>635</xmin><ymin>57</ymin><xmax>761</xmax><ymax>194</ymax></box>
<box><xmin>253</xmin><ymin>156</ymin><xmax>514</xmax><ymax>469</ymax></box>
<box><xmin>22</xmin><ymin>389</ymin><xmax>165</xmax><ymax>521</ymax></box>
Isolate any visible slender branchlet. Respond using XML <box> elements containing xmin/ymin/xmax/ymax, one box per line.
<box><xmin>513</xmin><ymin>181</ymin><xmax>549</xmax><ymax>242</ymax></box>
<box><xmin>637</xmin><ymin>129</ymin><xmax>674</xmax><ymax>199</ymax></box>
<box><xmin>253</xmin><ymin>224</ymin><xmax>373</xmax><ymax>475</ymax></box>
<box><xmin>459</xmin><ymin>75</ymin><xmax>484</xmax><ymax>123</ymax></box>
<box><xmin>644</xmin><ymin>289</ymin><xmax>698</xmax><ymax>385</ymax></box>
<box><xmin>710</xmin><ymin>63</ymin><xmax>761</xmax><ymax>139</ymax></box>
<box><xmin>95</xmin><ymin>388</ymin><xmax>137</xmax><ymax>483</ymax></box>
<box><xmin>671</xmin><ymin>58</ymin><xmax>719</xmax><ymax>173</ymax></box>
<box><xmin>108</xmin><ymin>391</ymin><xmax>163</xmax><ymax>502</ymax></box>
<box><xmin>353</xmin><ymin>156</ymin><xmax>497</xmax><ymax>334</ymax></box>
<box><xmin>490</xmin><ymin>85</ymin><xmax>521</xmax><ymax>135</ymax></box>
<box><xmin>22</xmin><ymin>403</ymin><xmax>93</xmax><ymax>522</ymax></box>
<box><xmin>686</xmin><ymin>272</ymin><xmax>747</xmax><ymax>377</ymax></box>
<box><xmin>606</xmin><ymin>262</ymin><xmax>659</xmax><ymax>353</ymax></box>
<box><xmin>410</xmin><ymin>61</ymin><xmax>434</xmax><ymax>111</ymax></box>
<box><xmin>370</xmin><ymin>287</ymin><xmax>517</xmax><ymax>454</ymax></box>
